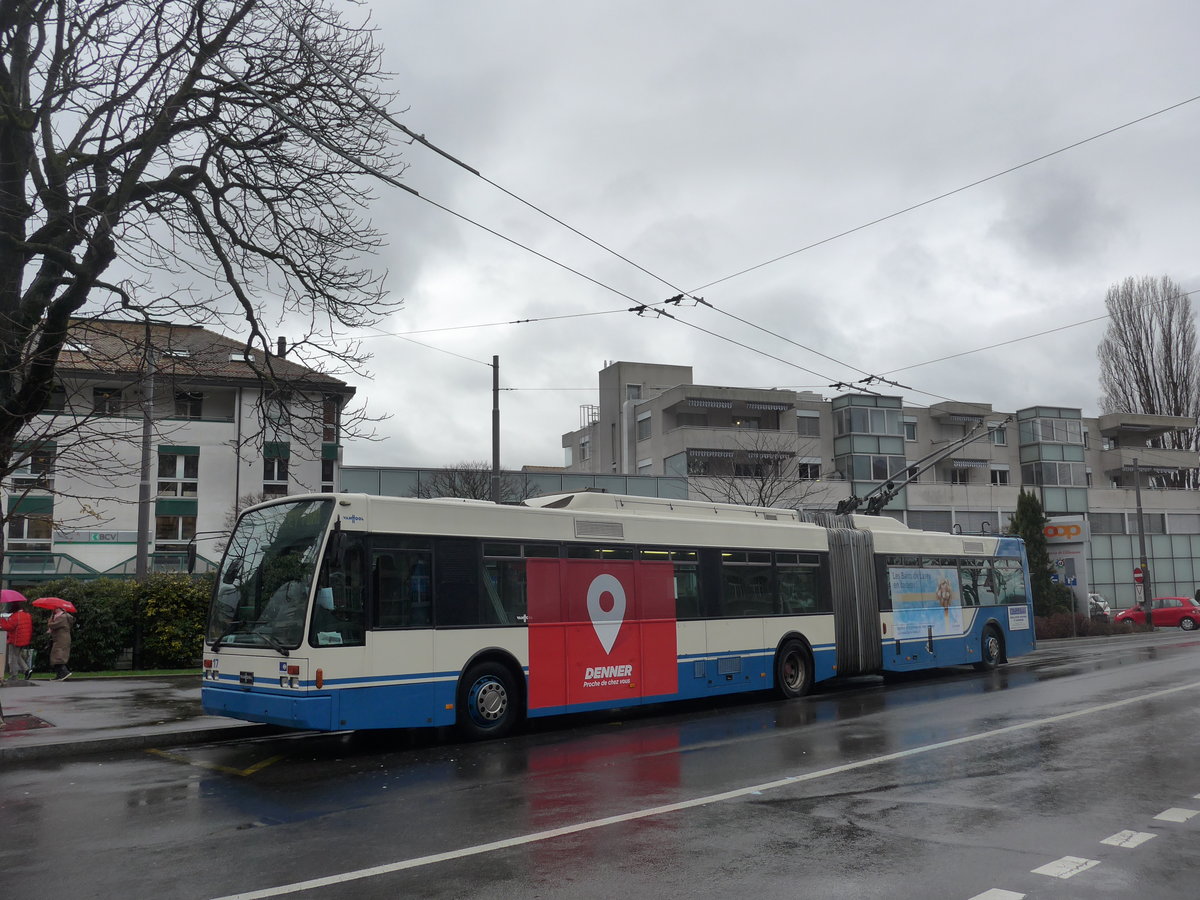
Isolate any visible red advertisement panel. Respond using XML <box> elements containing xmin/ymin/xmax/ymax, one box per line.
<box><xmin>527</xmin><ymin>559</ymin><xmax>678</xmax><ymax>710</ymax></box>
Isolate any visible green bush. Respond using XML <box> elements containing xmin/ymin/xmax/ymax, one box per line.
<box><xmin>26</xmin><ymin>577</ymin><xmax>138</xmax><ymax>671</ymax></box>
<box><xmin>140</xmin><ymin>572</ymin><xmax>214</xmax><ymax>668</ymax></box>
<box><xmin>21</xmin><ymin>573</ymin><xmax>213</xmax><ymax>672</ymax></box>
<box><xmin>1035</xmin><ymin>613</ymin><xmax>1137</xmax><ymax>639</ymax></box>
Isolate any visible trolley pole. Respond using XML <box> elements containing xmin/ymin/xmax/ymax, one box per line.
<box><xmin>1133</xmin><ymin>457</ymin><xmax>1154</xmax><ymax>630</ymax></box>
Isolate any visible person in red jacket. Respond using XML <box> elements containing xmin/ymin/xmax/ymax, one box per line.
<box><xmin>1</xmin><ymin>603</ymin><xmax>34</xmax><ymax>680</ymax></box>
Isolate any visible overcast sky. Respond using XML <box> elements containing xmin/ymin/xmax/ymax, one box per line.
<box><xmin>337</xmin><ymin>1</ymin><xmax>1200</xmax><ymax>469</ymax></box>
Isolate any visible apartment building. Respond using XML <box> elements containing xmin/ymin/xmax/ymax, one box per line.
<box><xmin>561</xmin><ymin>362</ymin><xmax>1199</xmax><ymax>610</ymax></box>
<box><xmin>3</xmin><ymin>318</ymin><xmax>354</xmax><ymax>586</ymax></box>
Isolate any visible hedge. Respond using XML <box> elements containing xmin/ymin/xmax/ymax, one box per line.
<box><xmin>19</xmin><ymin>573</ymin><xmax>213</xmax><ymax>672</ymax></box>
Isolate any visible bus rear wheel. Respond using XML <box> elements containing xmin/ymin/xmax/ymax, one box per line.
<box><xmin>775</xmin><ymin>640</ymin><xmax>813</xmax><ymax>699</ymax></box>
<box><xmin>973</xmin><ymin>626</ymin><xmax>1004</xmax><ymax>671</ymax></box>
<box><xmin>457</xmin><ymin>661</ymin><xmax>520</xmax><ymax>741</ymax></box>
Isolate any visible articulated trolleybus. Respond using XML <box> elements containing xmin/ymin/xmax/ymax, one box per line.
<box><xmin>202</xmin><ymin>491</ymin><xmax>1035</xmax><ymax>739</ymax></box>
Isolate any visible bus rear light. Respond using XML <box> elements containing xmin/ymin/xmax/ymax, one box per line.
<box><xmin>315</xmin><ymin>668</ymin><xmax>324</xmax><ymax>689</ymax></box>
<box><xmin>203</xmin><ymin>659</ymin><xmax>213</xmax><ymax>668</ymax></box>
<box><xmin>286</xmin><ymin>665</ymin><xmax>300</xmax><ymax>676</ymax></box>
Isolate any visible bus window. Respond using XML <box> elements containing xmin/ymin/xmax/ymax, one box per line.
<box><xmin>777</xmin><ymin>552</ymin><xmax>821</xmax><ymax>614</ymax></box>
<box><xmin>566</xmin><ymin>545</ymin><xmax>636</xmax><ymax>560</ymax></box>
<box><xmin>642</xmin><ymin>548</ymin><xmax>701</xmax><ymax>619</ymax></box>
<box><xmin>993</xmin><ymin>558</ymin><xmax>1027</xmax><ymax>604</ymax></box>
<box><xmin>719</xmin><ymin>550</ymin><xmax>773</xmax><ymax>616</ymax></box>
<box><xmin>370</xmin><ymin>537</ymin><xmax>433</xmax><ymax>629</ymax></box>
<box><xmin>482</xmin><ymin>553</ymin><xmax>524</xmax><ymax>626</ymax></box>
<box><xmin>310</xmin><ymin>533</ymin><xmax>366</xmax><ymax>646</ymax></box>
<box><xmin>958</xmin><ymin>559</ymin><xmax>997</xmax><ymax>607</ymax></box>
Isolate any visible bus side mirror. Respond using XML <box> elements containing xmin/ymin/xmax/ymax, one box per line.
<box><xmin>186</xmin><ymin>542</ymin><xmax>197</xmax><ymax>574</ymax></box>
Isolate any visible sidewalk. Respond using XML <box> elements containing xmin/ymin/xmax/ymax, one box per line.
<box><xmin>0</xmin><ymin>675</ymin><xmax>280</xmax><ymax>763</ymax></box>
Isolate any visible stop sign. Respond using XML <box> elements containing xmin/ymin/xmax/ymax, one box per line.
<box><xmin>1133</xmin><ymin>566</ymin><xmax>1144</xmax><ymax>584</ymax></box>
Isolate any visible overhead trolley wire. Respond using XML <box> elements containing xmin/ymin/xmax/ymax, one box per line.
<box><xmin>688</xmin><ymin>93</ymin><xmax>1200</xmax><ymax>293</ymax></box>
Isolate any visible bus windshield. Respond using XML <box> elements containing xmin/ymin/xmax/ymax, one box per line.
<box><xmin>206</xmin><ymin>498</ymin><xmax>334</xmax><ymax>651</ymax></box>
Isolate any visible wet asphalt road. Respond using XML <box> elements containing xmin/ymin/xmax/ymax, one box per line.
<box><xmin>2</xmin><ymin>631</ymin><xmax>1199</xmax><ymax>900</ymax></box>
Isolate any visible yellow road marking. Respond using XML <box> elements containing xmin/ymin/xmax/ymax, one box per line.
<box><xmin>146</xmin><ymin>748</ymin><xmax>285</xmax><ymax>777</ymax></box>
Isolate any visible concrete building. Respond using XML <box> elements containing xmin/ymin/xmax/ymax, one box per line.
<box><xmin>3</xmin><ymin>318</ymin><xmax>354</xmax><ymax>587</ymax></box>
<box><xmin>561</xmin><ymin>361</ymin><xmax>1200</xmax><ymax>610</ymax></box>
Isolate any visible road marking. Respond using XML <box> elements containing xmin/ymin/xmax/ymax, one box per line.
<box><xmin>208</xmin><ymin>679</ymin><xmax>1200</xmax><ymax>900</ymax></box>
<box><xmin>146</xmin><ymin>748</ymin><xmax>284</xmax><ymax>778</ymax></box>
<box><xmin>968</xmin><ymin>890</ymin><xmax>1025</xmax><ymax>899</ymax></box>
<box><xmin>1031</xmin><ymin>856</ymin><xmax>1100</xmax><ymax>879</ymax></box>
<box><xmin>1100</xmin><ymin>830</ymin><xmax>1155</xmax><ymax>848</ymax></box>
<box><xmin>1153</xmin><ymin>807</ymin><xmax>1198</xmax><ymax>823</ymax></box>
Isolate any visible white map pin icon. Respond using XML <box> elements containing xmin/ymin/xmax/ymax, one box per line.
<box><xmin>586</xmin><ymin>574</ymin><xmax>626</xmax><ymax>655</ymax></box>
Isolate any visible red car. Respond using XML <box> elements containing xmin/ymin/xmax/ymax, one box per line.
<box><xmin>1113</xmin><ymin>596</ymin><xmax>1200</xmax><ymax>631</ymax></box>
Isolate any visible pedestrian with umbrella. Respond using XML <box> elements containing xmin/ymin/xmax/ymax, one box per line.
<box><xmin>1</xmin><ymin>589</ymin><xmax>34</xmax><ymax>681</ymax></box>
<box><xmin>35</xmin><ymin>597</ymin><xmax>76</xmax><ymax>681</ymax></box>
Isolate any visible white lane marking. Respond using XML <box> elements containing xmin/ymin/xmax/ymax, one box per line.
<box><xmin>968</xmin><ymin>890</ymin><xmax>1025</xmax><ymax>899</ymax></box>
<box><xmin>1154</xmin><ymin>807</ymin><xmax>1198</xmax><ymax>823</ymax></box>
<box><xmin>209</xmin><ymin>679</ymin><xmax>1200</xmax><ymax>900</ymax></box>
<box><xmin>1101</xmin><ymin>830</ymin><xmax>1155</xmax><ymax>848</ymax></box>
<box><xmin>1031</xmin><ymin>856</ymin><xmax>1101</xmax><ymax>879</ymax></box>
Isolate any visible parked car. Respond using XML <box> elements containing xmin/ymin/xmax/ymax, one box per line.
<box><xmin>1088</xmin><ymin>592</ymin><xmax>1111</xmax><ymax>622</ymax></box>
<box><xmin>1113</xmin><ymin>596</ymin><xmax>1200</xmax><ymax>631</ymax></box>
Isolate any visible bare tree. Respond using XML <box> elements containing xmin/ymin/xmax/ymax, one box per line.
<box><xmin>1097</xmin><ymin>275</ymin><xmax>1199</xmax><ymax>486</ymax></box>
<box><xmin>686</xmin><ymin>430</ymin><xmax>831</xmax><ymax>509</ymax></box>
<box><xmin>413</xmin><ymin>462</ymin><xmax>534</xmax><ymax>504</ymax></box>
<box><xmin>0</xmin><ymin>0</ymin><xmax>402</xmax><ymax>488</ymax></box>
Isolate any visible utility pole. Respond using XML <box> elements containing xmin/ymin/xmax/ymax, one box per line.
<box><xmin>491</xmin><ymin>355</ymin><xmax>500</xmax><ymax>504</ymax></box>
<box><xmin>1133</xmin><ymin>456</ymin><xmax>1154</xmax><ymax>630</ymax></box>
<box><xmin>133</xmin><ymin>330</ymin><xmax>155</xmax><ymax>669</ymax></box>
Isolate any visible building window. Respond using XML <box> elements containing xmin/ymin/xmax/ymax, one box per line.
<box><xmin>155</xmin><ymin>515</ymin><xmax>196</xmax><ymax>550</ymax></box>
<box><xmin>579</xmin><ymin>438</ymin><xmax>591</xmax><ymax>461</ymax></box>
<box><xmin>990</xmin><ymin>468</ymin><xmax>1010</xmax><ymax>486</ymax></box>
<box><xmin>834</xmin><ymin>406</ymin><xmax>902</xmax><ymax>437</ymax></box>
<box><xmin>731</xmin><ymin>416</ymin><xmax>760</xmax><ymax>430</ymax></box>
<box><xmin>903</xmin><ymin>421</ymin><xmax>917</xmax><ymax>442</ymax></box>
<box><xmin>264</xmin><ymin>456</ymin><xmax>289</xmax><ymax>496</ymax></box>
<box><xmin>990</xmin><ymin>426</ymin><xmax>1008</xmax><ymax>446</ymax></box>
<box><xmin>323</xmin><ymin>394</ymin><xmax>341</xmax><ymax>443</ymax></box>
<box><xmin>174</xmin><ymin>391</ymin><xmax>203</xmax><ymax>419</ymax></box>
<box><xmin>93</xmin><ymin>387</ymin><xmax>123</xmax><ymax>416</ymax></box>
<box><xmin>7</xmin><ymin>514</ymin><xmax>52</xmax><ymax>551</ymax></box>
<box><xmin>265</xmin><ymin>393</ymin><xmax>290</xmax><ymax>434</ymax></box>
<box><xmin>677</xmin><ymin>412</ymin><xmax>708</xmax><ymax>428</ymax></box>
<box><xmin>796</xmin><ymin>414</ymin><xmax>820</xmax><ymax>437</ymax></box>
<box><xmin>1090</xmin><ymin>512</ymin><xmax>1125</xmax><ymax>534</ymax></box>
<box><xmin>11</xmin><ymin>447</ymin><xmax>55</xmax><ymax>491</ymax></box>
<box><xmin>158</xmin><ymin>452</ymin><xmax>199</xmax><ymax>496</ymax></box>
<box><xmin>636</xmin><ymin>413</ymin><xmax>652</xmax><ymax>441</ymax></box>
<box><xmin>797</xmin><ymin>462</ymin><xmax>821</xmax><ymax>480</ymax></box>
<box><xmin>626</xmin><ymin>384</ymin><xmax>642</xmax><ymax>401</ymax></box>
<box><xmin>951</xmin><ymin>469</ymin><xmax>971</xmax><ymax>485</ymax></box>
<box><xmin>1020</xmin><ymin>417</ymin><xmax>1083</xmax><ymax>445</ymax></box>
<box><xmin>637</xmin><ymin>459</ymin><xmax>653</xmax><ymax>475</ymax></box>
<box><xmin>321</xmin><ymin>458</ymin><xmax>335</xmax><ymax>493</ymax></box>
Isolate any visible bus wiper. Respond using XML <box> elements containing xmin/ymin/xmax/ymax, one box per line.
<box><xmin>254</xmin><ymin>632</ymin><xmax>291</xmax><ymax>657</ymax></box>
<box><xmin>211</xmin><ymin>620</ymin><xmax>248</xmax><ymax>652</ymax></box>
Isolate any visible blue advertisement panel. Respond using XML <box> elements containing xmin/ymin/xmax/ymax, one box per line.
<box><xmin>889</xmin><ymin>566</ymin><xmax>964</xmax><ymax>638</ymax></box>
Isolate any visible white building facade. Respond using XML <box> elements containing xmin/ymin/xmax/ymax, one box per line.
<box><xmin>3</xmin><ymin>318</ymin><xmax>353</xmax><ymax>587</ymax></box>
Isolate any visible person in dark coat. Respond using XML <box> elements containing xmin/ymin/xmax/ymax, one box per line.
<box><xmin>47</xmin><ymin>608</ymin><xmax>74</xmax><ymax>680</ymax></box>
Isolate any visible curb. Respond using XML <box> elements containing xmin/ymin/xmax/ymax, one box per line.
<box><xmin>0</xmin><ymin>723</ymin><xmax>285</xmax><ymax>763</ymax></box>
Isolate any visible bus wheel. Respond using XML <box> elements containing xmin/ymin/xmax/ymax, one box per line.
<box><xmin>457</xmin><ymin>661</ymin><xmax>519</xmax><ymax>740</ymax></box>
<box><xmin>973</xmin><ymin>626</ymin><xmax>1004</xmax><ymax>671</ymax></box>
<box><xmin>775</xmin><ymin>640</ymin><xmax>813</xmax><ymax>699</ymax></box>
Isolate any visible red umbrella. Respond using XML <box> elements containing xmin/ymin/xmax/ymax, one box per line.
<box><xmin>1</xmin><ymin>588</ymin><xmax>27</xmax><ymax>604</ymax></box>
<box><xmin>33</xmin><ymin>597</ymin><xmax>77</xmax><ymax>614</ymax></box>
